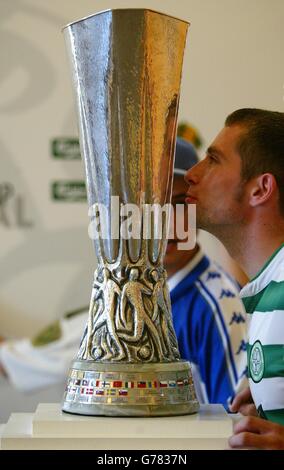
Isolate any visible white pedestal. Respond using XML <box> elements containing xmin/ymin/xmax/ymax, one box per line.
<box><xmin>0</xmin><ymin>403</ymin><xmax>232</xmax><ymax>450</ymax></box>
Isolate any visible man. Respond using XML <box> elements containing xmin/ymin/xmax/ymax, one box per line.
<box><xmin>185</xmin><ymin>108</ymin><xmax>284</xmax><ymax>449</ymax></box>
<box><xmin>0</xmin><ymin>138</ymin><xmax>247</xmax><ymax>408</ymax></box>
<box><xmin>167</xmin><ymin>137</ymin><xmax>247</xmax><ymax>407</ymax></box>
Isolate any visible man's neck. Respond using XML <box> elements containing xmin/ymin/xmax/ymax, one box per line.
<box><xmin>165</xmin><ymin>244</ymin><xmax>200</xmax><ymax>278</ymax></box>
<box><xmin>216</xmin><ymin>219</ymin><xmax>284</xmax><ymax>279</ymax></box>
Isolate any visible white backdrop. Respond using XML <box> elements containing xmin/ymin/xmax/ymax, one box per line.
<box><xmin>1</xmin><ymin>0</ymin><xmax>284</xmax><ymax>337</ymax></box>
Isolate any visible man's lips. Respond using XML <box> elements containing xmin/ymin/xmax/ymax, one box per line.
<box><xmin>185</xmin><ymin>194</ymin><xmax>197</xmax><ymax>204</ymax></box>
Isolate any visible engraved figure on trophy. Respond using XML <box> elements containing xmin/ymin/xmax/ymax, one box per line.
<box><xmin>86</xmin><ymin>267</ymin><xmax>125</xmax><ymax>361</ymax></box>
<box><xmin>78</xmin><ymin>269</ymin><xmax>103</xmax><ymax>359</ymax></box>
<box><xmin>150</xmin><ymin>269</ymin><xmax>180</xmax><ymax>361</ymax></box>
<box><xmin>118</xmin><ymin>267</ymin><xmax>166</xmax><ymax>362</ymax></box>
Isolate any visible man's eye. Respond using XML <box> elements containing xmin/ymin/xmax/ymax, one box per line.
<box><xmin>207</xmin><ymin>154</ymin><xmax>217</xmax><ymax>163</ymax></box>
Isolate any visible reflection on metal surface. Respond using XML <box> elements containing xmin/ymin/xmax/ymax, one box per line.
<box><xmin>62</xmin><ymin>8</ymin><xmax>199</xmax><ymax>416</ymax></box>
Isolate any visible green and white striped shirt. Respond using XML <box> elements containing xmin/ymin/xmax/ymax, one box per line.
<box><xmin>240</xmin><ymin>243</ymin><xmax>284</xmax><ymax>425</ymax></box>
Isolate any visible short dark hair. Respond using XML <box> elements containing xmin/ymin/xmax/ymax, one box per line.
<box><xmin>225</xmin><ymin>108</ymin><xmax>284</xmax><ymax>215</ymax></box>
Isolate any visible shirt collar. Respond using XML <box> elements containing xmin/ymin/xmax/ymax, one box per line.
<box><xmin>167</xmin><ymin>249</ymin><xmax>204</xmax><ymax>292</ymax></box>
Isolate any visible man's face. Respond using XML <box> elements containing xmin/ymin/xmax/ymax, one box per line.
<box><xmin>185</xmin><ymin>125</ymin><xmax>249</xmax><ymax>233</ymax></box>
<box><xmin>165</xmin><ymin>176</ymin><xmax>191</xmax><ymax>271</ymax></box>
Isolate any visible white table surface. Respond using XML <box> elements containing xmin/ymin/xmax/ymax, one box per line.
<box><xmin>0</xmin><ymin>403</ymin><xmax>236</xmax><ymax>450</ymax></box>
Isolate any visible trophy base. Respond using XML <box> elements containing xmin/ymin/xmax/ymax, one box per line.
<box><xmin>62</xmin><ymin>360</ymin><xmax>199</xmax><ymax>417</ymax></box>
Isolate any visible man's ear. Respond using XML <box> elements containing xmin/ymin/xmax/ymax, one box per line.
<box><xmin>249</xmin><ymin>173</ymin><xmax>276</xmax><ymax>207</ymax></box>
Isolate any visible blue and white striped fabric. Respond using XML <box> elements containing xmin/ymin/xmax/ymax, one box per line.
<box><xmin>168</xmin><ymin>250</ymin><xmax>248</xmax><ymax>408</ymax></box>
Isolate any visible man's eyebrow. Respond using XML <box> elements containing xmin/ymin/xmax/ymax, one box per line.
<box><xmin>206</xmin><ymin>146</ymin><xmax>226</xmax><ymax>159</ymax></box>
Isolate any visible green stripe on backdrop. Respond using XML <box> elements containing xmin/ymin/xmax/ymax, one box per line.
<box><xmin>247</xmin><ymin>344</ymin><xmax>284</xmax><ymax>379</ymax></box>
<box><xmin>242</xmin><ymin>280</ymin><xmax>284</xmax><ymax>313</ymax></box>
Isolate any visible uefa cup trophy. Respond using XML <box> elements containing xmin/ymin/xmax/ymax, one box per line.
<box><xmin>62</xmin><ymin>8</ymin><xmax>199</xmax><ymax>416</ymax></box>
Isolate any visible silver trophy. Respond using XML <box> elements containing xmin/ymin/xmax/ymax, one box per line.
<box><xmin>62</xmin><ymin>8</ymin><xmax>199</xmax><ymax>416</ymax></box>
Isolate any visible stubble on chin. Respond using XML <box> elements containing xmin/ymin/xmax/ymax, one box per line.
<box><xmin>195</xmin><ymin>208</ymin><xmax>212</xmax><ymax>232</ymax></box>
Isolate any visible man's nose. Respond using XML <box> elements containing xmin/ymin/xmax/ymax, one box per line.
<box><xmin>184</xmin><ymin>162</ymin><xmax>200</xmax><ymax>185</ymax></box>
